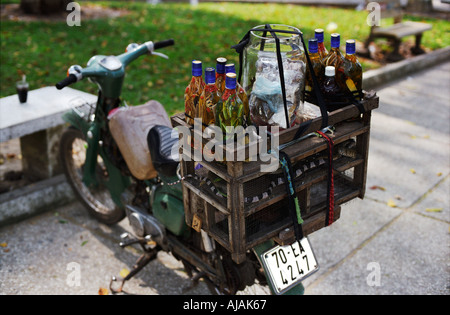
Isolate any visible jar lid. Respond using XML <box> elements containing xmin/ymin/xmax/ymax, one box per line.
<box><xmin>315</xmin><ymin>29</ymin><xmax>324</xmax><ymax>43</ymax></box>
<box><xmin>216</xmin><ymin>57</ymin><xmax>227</xmax><ymax>74</ymax></box>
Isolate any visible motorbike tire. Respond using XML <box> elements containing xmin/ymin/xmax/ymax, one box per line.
<box><xmin>59</xmin><ymin>127</ymin><xmax>125</xmax><ymax>225</ymax></box>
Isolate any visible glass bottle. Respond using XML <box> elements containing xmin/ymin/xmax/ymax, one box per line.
<box><xmin>184</xmin><ymin>60</ymin><xmax>205</xmax><ymax>125</ymax></box>
<box><xmin>224</xmin><ymin>63</ymin><xmax>250</xmax><ymax>127</ymax></box>
<box><xmin>215</xmin><ymin>57</ymin><xmax>227</xmax><ymax>95</ymax></box>
<box><xmin>305</xmin><ymin>38</ymin><xmax>325</xmax><ymax>93</ymax></box>
<box><xmin>198</xmin><ymin>67</ymin><xmax>221</xmax><ymax>130</ymax></box>
<box><xmin>216</xmin><ymin>73</ymin><xmax>245</xmax><ymax>138</ymax></box>
<box><xmin>321</xmin><ymin>66</ymin><xmax>341</xmax><ymax>98</ymax></box>
<box><xmin>323</xmin><ymin>33</ymin><xmax>346</xmax><ymax>91</ymax></box>
<box><xmin>315</xmin><ymin>28</ymin><xmax>328</xmax><ymax>61</ymax></box>
<box><xmin>343</xmin><ymin>39</ymin><xmax>363</xmax><ymax>94</ymax></box>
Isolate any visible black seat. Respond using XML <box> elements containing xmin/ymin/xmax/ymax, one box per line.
<box><xmin>147</xmin><ymin>125</ymin><xmax>179</xmax><ymax>177</ymax></box>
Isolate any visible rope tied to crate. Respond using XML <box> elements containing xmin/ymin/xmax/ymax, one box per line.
<box><xmin>279</xmin><ymin>151</ymin><xmax>304</xmax><ymax>241</ymax></box>
<box><xmin>315</xmin><ymin>130</ymin><xmax>335</xmax><ymax>226</ymax></box>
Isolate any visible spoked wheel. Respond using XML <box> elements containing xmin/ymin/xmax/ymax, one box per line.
<box><xmin>59</xmin><ymin>127</ymin><xmax>125</xmax><ymax>224</ymax></box>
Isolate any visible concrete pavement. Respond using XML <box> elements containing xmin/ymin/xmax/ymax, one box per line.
<box><xmin>0</xmin><ymin>60</ymin><xmax>449</xmax><ymax>295</ymax></box>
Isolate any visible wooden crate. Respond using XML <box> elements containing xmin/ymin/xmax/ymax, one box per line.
<box><xmin>171</xmin><ymin>92</ymin><xmax>379</xmax><ymax>264</ymax></box>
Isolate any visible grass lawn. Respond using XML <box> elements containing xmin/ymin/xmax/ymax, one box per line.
<box><xmin>1</xmin><ymin>1</ymin><xmax>449</xmax><ymax>114</ymax></box>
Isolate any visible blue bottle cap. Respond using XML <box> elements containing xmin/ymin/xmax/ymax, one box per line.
<box><xmin>225</xmin><ymin>73</ymin><xmax>236</xmax><ymax>90</ymax></box>
<box><xmin>225</xmin><ymin>63</ymin><xmax>236</xmax><ymax>74</ymax></box>
<box><xmin>315</xmin><ymin>29</ymin><xmax>324</xmax><ymax>43</ymax></box>
<box><xmin>308</xmin><ymin>38</ymin><xmax>318</xmax><ymax>54</ymax></box>
<box><xmin>205</xmin><ymin>67</ymin><xmax>216</xmax><ymax>84</ymax></box>
<box><xmin>192</xmin><ymin>60</ymin><xmax>202</xmax><ymax>77</ymax></box>
<box><xmin>330</xmin><ymin>33</ymin><xmax>340</xmax><ymax>49</ymax></box>
<box><xmin>346</xmin><ymin>39</ymin><xmax>356</xmax><ymax>54</ymax></box>
<box><xmin>216</xmin><ymin>57</ymin><xmax>227</xmax><ymax>74</ymax></box>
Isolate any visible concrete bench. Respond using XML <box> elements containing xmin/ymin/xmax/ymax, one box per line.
<box><xmin>0</xmin><ymin>86</ymin><xmax>96</xmax><ymax>226</ymax></box>
<box><xmin>364</xmin><ymin>0</ymin><xmax>432</xmax><ymax>62</ymax></box>
<box><xmin>0</xmin><ymin>86</ymin><xmax>97</xmax><ymax>180</ymax></box>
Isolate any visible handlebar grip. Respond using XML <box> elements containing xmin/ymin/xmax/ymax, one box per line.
<box><xmin>56</xmin><ymin>74</ymin><xmax>77</xmax><ymax>90</ymax></box>
<box><xmin>154</xmin><ymin>39</ymin><xmax>175</xmax><ymax>50</ymax></box>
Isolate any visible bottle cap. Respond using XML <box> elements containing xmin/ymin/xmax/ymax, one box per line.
<box><xmin>192</xmin><ymin>60</ymin><xmax>202</xmax><ymax>77</ymax></box>
<box><xmin>325</xmin><ymin>66</ymin><xmax>335</xmax><ymax>77</ymax></box>
<box><xmin>225</xmin><ymin>63</ymin><xmax>236</xmax><ymax>74</ymax></box>
<box><xmin>205</xmin><ymin>67</ymin><xmax>216</xmax><ymax>84</ymax></box>
<box><xmin>315</xmin><ymin>29</ymin><xmax>324</xmax><ymax>43</ymax></box>
<box><xmin>216</xmin><ymin>57</ymin><xmax>227</xmax><ymax>74</ymax></box>
<box><xmin>346</xmin><ymin>39</ymin><xmax>356</xmax><ymax>55</ymax></box>
<box><xmin>308</xmin><ymin>38</ymin><xmax>318</xmax><ymax>54</ymax></box>
<box><xmin>330</xmin><ymin>33</ymin><xmax>340</xmax><ymax>49</ymax></box>
<box><xmin>225</xmin><ymin>73</ymin><xmax>237</xmax><ymax>90</ymax></box>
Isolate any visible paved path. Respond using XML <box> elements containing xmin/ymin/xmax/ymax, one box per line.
<box><xmin>0</xmin><ymin>61</ymin><xmax>449</xmax><ymax>295</ymax></box>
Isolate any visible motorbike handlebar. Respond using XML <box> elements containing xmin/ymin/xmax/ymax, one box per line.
<box><xmin>56</xmin><ymin>74</ymin><xmax>78</xmax><ymax>90</ymax></box>
<box><xmin>153</xmin><ymin>39</ymin><xmax>175</xmax><ymax>50</ymax></box>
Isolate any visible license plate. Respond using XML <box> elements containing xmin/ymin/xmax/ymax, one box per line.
<box><xmin>261</xmin><ymin>237</ymin><xmax>319</xmax><ymax>295</ymax></box>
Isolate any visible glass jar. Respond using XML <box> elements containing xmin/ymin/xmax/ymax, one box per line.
<box><xmin>241</xmin><ymin>24</ymin><xmax>306</xmax><ymax>129</ymax></box>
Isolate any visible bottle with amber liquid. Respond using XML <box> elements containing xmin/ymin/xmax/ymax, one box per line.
<box><xmin>343</xmin><ymin>39</ymin><xmax>363</xmax><ymax>95</ymax></box>
<box><xmin>323</xmin><ymin>33</ymin><xmax>346</xmax><ymax>91</ymax></box>
<box><xmin>315</xmin><ymin>28</ymin><xmax>328</xmax><ymax>61</ymax></box>
<box><xmin>215</xmin><ymin>57</ymin><xmax>227</xmax><ymax>95</ymax></box>
<box><xmin>305</xmin><ymin>38</ymin><xmax>325</xmax><ymax>94</ymax></box>
<box><xmin>184</xmin><ymin>60</ymin><xmax>205</xmax><ymax>125</ymax></box>
<box><xmin>198</xmin><ymin>67</ymin><xmax>221</xmax><ymax>130</ymax></box>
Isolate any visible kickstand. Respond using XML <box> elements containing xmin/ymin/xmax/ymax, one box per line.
<box><xmin>110</xmin><ymin>249</ymin><xmax>158</xmax><ymax>294</ymax></box>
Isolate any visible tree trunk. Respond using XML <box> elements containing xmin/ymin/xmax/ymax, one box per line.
<box><xmin>20</xmin><ymin>0</ymin><xmax>71</xmax><ymax>15</ymax></box>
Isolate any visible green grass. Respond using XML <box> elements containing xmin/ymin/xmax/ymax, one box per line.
<box><xmin>1</xmin><ymin>1</ymin><xmax>449</xmax><ymax>114</ymax></box>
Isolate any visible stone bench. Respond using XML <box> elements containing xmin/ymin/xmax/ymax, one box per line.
<box><xmin>364</xmin><ymin>0</ymin><xmax>432</xmax><ymax>62</ymax></box>
<box><xmin>0</xmin><ymin>86</ymin><xmax>96</xmax><ymax>225</ymax></box>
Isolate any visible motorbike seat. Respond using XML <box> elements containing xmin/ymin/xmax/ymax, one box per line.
<box><xmin>147</xmin><ymin>125</ymin><xmax>179</xmax><ymax>177</ymax></box>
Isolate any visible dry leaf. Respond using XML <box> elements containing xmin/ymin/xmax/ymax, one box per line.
<box><xmin>98</xmin><ymin>287</ymin><xmax>109</xmax><ymax>295</ymax></box>
<box><xmin>370</xmin><ymin>185</ymin><xmax>386</xmax><ymax>191</ymax></box>
<box><xmin>387</xmin><ymin>199</ymin><xmax>397</xmax><ymax>208</ymax></box>
<box><xmin>425</xmin><ymin>208</ymin><xmax>443</xmax><ymax>212</ymax></box>
<box><xmin>119</xmin><ymin>268</ymin><xmax>130</xmax><ymax>278</ymax></box>
<box><xmin>410</xmin><ymin>168</ymin><xmax>416</xmax><ymax>174</ymax></box>
<box><xmin>0</xmin><ymin>242</ymin><xmax>7</xmax><ymax>248</ymax></box>
<box><xmin>437</xmin><ymin>172</ymin><xmax>442</xmax><ymax>177</ymax></box>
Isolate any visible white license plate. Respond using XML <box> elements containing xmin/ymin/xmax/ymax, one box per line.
<box><xmin>261</xmin><ymin>237</ymin><xmax>319</xmax><ymax>295</ymax></box>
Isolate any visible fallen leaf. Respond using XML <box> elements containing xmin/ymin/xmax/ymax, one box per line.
<box><xmin>119</xmin><ymin>268</ymin><xmax>130</xmax><ymax>278</ymax></box>
<box><xmin>387</xmin><ymin>199</ymin><xmax>397</xmax><ymax>208</ymax></box>
<box><xmin>81</xmin><ymin>240</ymin><xmax>88</xmax><ymax>247</ymax></box>
<box><xmin>0</xmin><ymin>242</ymin><xmax>7</xmax><ymax>248</ymax></box>
<box><xmin>98</xmin><ymin>287</ymin><xmax>109</xmax><ymax>295</ymax></box>
<box><xmin>437</xmin><ymin>172</ymin><xmax>442</xmax><ymax>177</ymax></box>
<box><xmin>410</xmin><ymin>168</ymin><xmax>416</xmax><ymax>174</ymax></box>
<box><xmin>370</xmin><ymin>185</ymin><xmax>386</xmax><ymax>191</ymax></box>
<box><xmin>425</xmin><ymin>208</ymin><xmax>443</xmax><ymax>212</ymax></box>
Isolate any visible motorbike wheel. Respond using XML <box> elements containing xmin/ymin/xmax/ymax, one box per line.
<box><xmin>59</xmin><ymin>127</ymin><xmax>125</xmax><ymax>225</ymax></box>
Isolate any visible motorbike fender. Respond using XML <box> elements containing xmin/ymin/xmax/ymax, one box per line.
<box><xmin>152</xmin><ymin>186</ymin><xmax>190</xmax><ymax>238</ymax></box>
<box><xmin>62</xmin><ymin>109</ymin><xmax>90</xmax><ymax>136</ymax></box>
<box><xmin>253</xmin><ymin>240</ymin><xmax>305</xmax><ymax>295</ymax></box>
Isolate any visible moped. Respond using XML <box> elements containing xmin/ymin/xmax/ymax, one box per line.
<box><xmin>56</xmin><ymin>39</ymin><xmax>311</xmax><ymax>295</ymax></box>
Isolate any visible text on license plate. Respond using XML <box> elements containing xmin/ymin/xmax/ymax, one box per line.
<box><xmin>261</xmin><ymin>237</ymin><xmax>319</xmax><ymax>295</ymax></box>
